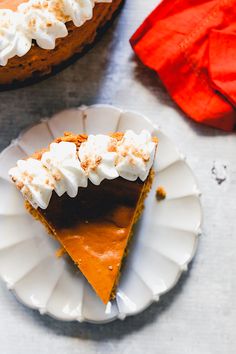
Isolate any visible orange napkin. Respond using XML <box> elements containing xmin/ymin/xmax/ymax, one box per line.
<box><xmin>130</xmin><ymin>0</ymin><xmax>236</xmax><ymax>131</ymax></box>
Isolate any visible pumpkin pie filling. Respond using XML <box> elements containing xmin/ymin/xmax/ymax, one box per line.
<box><xmin>34</xmin><ymin>177</ymin><xmax>152</xmax><ymax>304</ymax></box>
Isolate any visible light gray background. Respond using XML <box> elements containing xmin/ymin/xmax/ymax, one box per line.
<box><xmin>0</xmin><ymin>1</ymin><xmax>235</xmax><ymax>353</ymax></box>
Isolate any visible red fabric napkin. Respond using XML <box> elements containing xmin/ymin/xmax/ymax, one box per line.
<box><xmin>209</xmin><ymin>26</ymin><xmax>236</xmax><ymax>107</ymax></box>
<box><xmin>130</xmin><ymin>0</ymin><xmax>236</xmax><ymax>131</ymax></box>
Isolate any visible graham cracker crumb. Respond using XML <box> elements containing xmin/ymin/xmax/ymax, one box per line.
<box><xmin>156</xmin><ymin>186</ymin><xmax>166</xmax><ymax>201</ymax></box>
<box><xmin>56</xmin><ymin>247</ymin><xmax>66</xmax><ymax>258</ymax></box>
<box><xmin>110</xmin><ymin>132</ymin><xmax>124</xmax><ymax>141</ymax></box>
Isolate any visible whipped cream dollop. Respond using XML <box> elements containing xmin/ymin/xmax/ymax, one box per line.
<box><xmin>41</xmin><ymin>142</ymin><xmax>88</xmax><ymax>197</ymax></box>
<box><xmin>116</xmin><ymin>130</ymin><xmax>156</xmax><ymax>181</ymax></box>
<box><xmin>79</xmin><ymin>134</ymin><xmax>119</xmax><ymax>185</ymax></box>
<box><xmin>0</xmin><ymin>0</ymin><xmax>112</xmax><ymax>66</ymax></box>
<box><xmin>19</xmin><ymin>0</ymin><xmax>68</xmax><ymax>50</ymax></box>
<box><xmin>9</xmin><ymin>158</ymin><xmax>54</xmax><ymax>209</ymax></box>
<box><xmin>62</xmin><ymin>0</ymin><xmax>94</xmax><ymax>27</ymax></box>
<box><xmin>0</xmin><ymin>10</ymin><xmax>31</xmax><ymax>66</ymax></box>
<box><xmin>9</xmin><ymin>130</ymin><xmax>157</xmax><ymax>209</ymax></box>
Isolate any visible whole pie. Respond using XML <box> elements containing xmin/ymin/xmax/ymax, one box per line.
<box><xmin>9</xmin><ymin>130</ymin><xmax>158</xmax><ymax>304</ymax></box>
<box><xmin>0</xmin><ymin>0</ymin><xmax>123</xmax><ymax>86</ymax></box>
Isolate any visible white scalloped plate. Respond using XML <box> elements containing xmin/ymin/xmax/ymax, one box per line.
<box><xmin>0</xmin><ymin>105</ymin><xmax>202</xmax><ymax>323</ymax></box>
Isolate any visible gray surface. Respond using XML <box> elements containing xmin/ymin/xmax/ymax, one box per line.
<box><xmin>0</xmin><ymin>1</ymin><xmax>236</xmax><ymax>353</ymax></box>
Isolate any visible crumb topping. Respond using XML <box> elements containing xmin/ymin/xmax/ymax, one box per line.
<box><xmin>156</xmin><ymin>186</ymin><xmax>166</xmax><ymax>201</ymax></box>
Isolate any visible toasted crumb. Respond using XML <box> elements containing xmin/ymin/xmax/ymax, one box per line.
<box><xmin>156</xmin><ymin>186</ymin><xmax>166</xmax><ymax>201</ymax></box>
<box><xmin>56</xmin><ymin>247</ymin><xmax>66</xmax><ymax>258</ymax></box>
<box><xmin>16</xmin><ymin>181</ymin><xmax>24</xmax><ymax>190</ymax></box>
<box><xmin>54</xmin><ymin>133</ymin><xmax>88</xmax><ymax>148</ymax></box>
<box><xmin>152</xmin><ymin>136</ymin><xmax>158</xmax><ymax>144</ymax></box>
<box><xmin>64</xmin><ymin>131</ymin><xmax>73</xmax><ymax>136</ymax></box>
<box><xmin>110</xmin><ymin>132</ymin><xmax>124</xmax><ymax>141</ymax></box>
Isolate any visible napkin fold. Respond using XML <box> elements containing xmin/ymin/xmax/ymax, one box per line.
<box><xmin>209</xmin><ymin>27</ymin><xmax>236</xmax><ymax>107</ymax></box>
<box><xmin>130</xmin><ymin>0</ymin><xmax>236</xmax><ymax>131</ymax></box>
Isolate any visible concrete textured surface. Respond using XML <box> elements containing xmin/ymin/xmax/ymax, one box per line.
<box><xmin>0</xmin><ymin>1</ymin><xmax>236</xmax><ymax>353</ymax></box>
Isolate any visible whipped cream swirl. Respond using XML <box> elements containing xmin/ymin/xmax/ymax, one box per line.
<box><xmin>9</xmin><ymin>130</ymin><xmax>157</xmax><ymax>209</ymax></box>
<box><xmin>79</xmin><ymin>134</ymin><xmax>119</xmax><ymax>185</ymax></box>
<box><xmin>116</xmin><ymin>130</ymin><xmax>157</xmax><ymax>181</ymax></box>
<box><xmin>62</xmin><ymin>0</ymin><xmax>94</xmax><ymax>27</ymax></box>
<box><xmin>0</xmin><ymin>10</ymin><xmax>31</xmax><ymax>66</ymax></box>
<box><xmin>41</xmin><ymin>142</ymin><xmax>88</xmax><ymax>197</ymax></box>
<box><xmin>19</xmin><ymin>0</ymin><xmax>68</xmax><ymax>50</ymax></box>
<box><xmin>0</xmin><ymin>0</ymin><xmax>112</xmax><ymax>66</ymax></box>
<box><xmin>9</xmin><ymin>158</ymin><xmax>54</xmax><ymax>209</ymax></box>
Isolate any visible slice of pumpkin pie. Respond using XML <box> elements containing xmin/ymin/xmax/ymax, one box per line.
<box><xmin>9</xmin><ymin>130</ymin><xmax>158</xmax><ymax>304</ymax></box>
